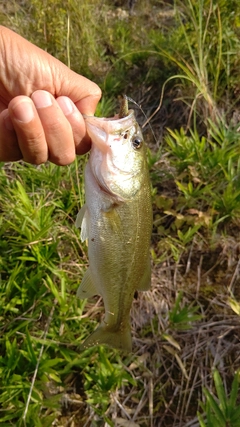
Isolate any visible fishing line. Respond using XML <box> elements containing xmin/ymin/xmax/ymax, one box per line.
<box><xmin>124</xmin><ymin>95</ymin><xmax>158</xmax><ymax>144</ymax></box>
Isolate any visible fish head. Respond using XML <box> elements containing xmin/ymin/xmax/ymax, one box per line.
<box><xmin>84</xmin><ymin>110</ymin><xmax>148</xmax><ymax>200</ymax></box>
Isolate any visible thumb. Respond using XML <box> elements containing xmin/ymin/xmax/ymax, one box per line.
<box><xmin>53</xmin><ymin>66</ymin><xmax>101</xmax><ymax>116</ymax></box>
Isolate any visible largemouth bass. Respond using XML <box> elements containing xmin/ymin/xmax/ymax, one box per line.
<box><xmin>76</xmin><ymin>100</ymin><xmax>152</xmax><ymax>352</ymax></box>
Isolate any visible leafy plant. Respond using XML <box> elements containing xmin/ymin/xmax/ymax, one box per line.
<box><xmin>1</xmin><ymin>1</ymin><xmax>240</xmax><ymax>426</ymax></box>
<box><xmin>163</xmin><ymin>117</ymin><xmax>240</xmax><ymax>228</ymax></box>
<box><xmin>83</xmin><ymin>347</ymin><xmax>135</xmax><ymax>419</ymax></box>
<box><xmin>168</xmin><ymin>291</ymin><xmax>202</xmax><ymax>330</ymax></box>
<box><xmin>198</xmin><ymin>369</ymin><xmax>240</xmax><ymax>427</ymax></box>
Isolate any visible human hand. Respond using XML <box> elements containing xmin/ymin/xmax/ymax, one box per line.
<box><xmin>0</xmin><ymin>26</ymin><xmax>101</xmax><ymax>165</ymax></box>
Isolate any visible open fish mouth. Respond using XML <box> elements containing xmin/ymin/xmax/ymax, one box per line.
<box><xmin>82</xmin><ymin>96</ymin><xmax>133</xmax><ymax>128</ymax></box>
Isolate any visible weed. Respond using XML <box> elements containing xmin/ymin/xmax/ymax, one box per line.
<box><xmin>1</xmin><ymin>1</ymin><xmax>240</xmax><ymax>426</ymax></box>
<box><xmin>167</xmin><ymin>291</ymin><xmax>202</xmax><ymax>330</ymax></box>
<box><xmin>198</xmin><ymin>369</ymin><xmax>240</xmax><ymax>427</ymax></box>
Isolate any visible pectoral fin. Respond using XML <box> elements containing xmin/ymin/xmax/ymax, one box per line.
<box><xmin>102</xmin><ymin>208</ymin><xmax>122</xmax><ymax>236</ymax></box>
<box><xmin>77</xmin><ymin>268</ymin><xmax>98</xmax><ymax>299</ymax></box>
<box><xmin>75</xmin><ymin>204</ymin><xmax>89</xmax><ymax>242</ymax></box>
<box><xmin>137</xmin><ymin>257</ymin><xmax>151</xmax><ymax>291</ymax></box>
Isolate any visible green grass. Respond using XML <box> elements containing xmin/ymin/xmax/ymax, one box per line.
<box><xmin>198</xmin><ymin>369</ymin><xmax>240</xmax><ymax>427</ymax></box>
<box><xmin>1</xmin><ymin>0</ymin><xmax>240</xmax><ymax>426</ymax></box>
<box><xmin>0</xmin><ymin>161</ymin><xmax>86</xmax><ymax>426</ymax></box>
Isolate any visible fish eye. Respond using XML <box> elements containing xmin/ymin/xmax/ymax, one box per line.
<box><xmin>132</xmin><ymin>137</ymin><xmax>142</xmax><ymax>149</ymax></box>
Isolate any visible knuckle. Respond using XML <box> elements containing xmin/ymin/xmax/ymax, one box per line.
<box><xmin>19</xmin><ymin>131</ymin><xmax>48</xmax><ymax>164</ymax></box>
<box><xmin>25</xmin><ymin>130</ymin><xmax>45</xmax><ymax>145</ymax></box>
<box><xmin>22</xmin><ymin>149</ymin><xmax>48</xmax><ymax>164</ymax></box>
<box><xmin>44</xmin><ymin>116</ymin><xmax>72</xmax><ymax>136</ymax></box>
<box><xmin>94</xmin><ymin>86</ymin><xmax>102</xmax><ymax>100</ymax></box>
<box><xmin>49</xmin><ymin>143</ymin><xmax>76</xmax><ymax>166</ymax></box>
<box><xmin>49</xmin><ymin>148</ymin><xmax>75</xmax><ymax>166</ymax></box>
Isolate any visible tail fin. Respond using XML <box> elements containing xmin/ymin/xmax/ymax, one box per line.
<box><xmin>80</xmin><ymin>323</ymin><xmax>132</xmax><ymax>352</ymax></box>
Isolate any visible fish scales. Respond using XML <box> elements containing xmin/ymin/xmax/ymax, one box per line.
<box><xmin>76</xmin><ymin>107</ymin><xmax>152</xmax><ymax>352</ymax></box>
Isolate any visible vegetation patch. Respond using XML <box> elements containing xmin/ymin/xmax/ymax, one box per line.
<box><xmin>0</xmin><ymin>0</ymin><xmax>240</xmax><ymax>426</ymax></box>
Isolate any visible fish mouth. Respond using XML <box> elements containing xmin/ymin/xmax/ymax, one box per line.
<box><xmin>83</xmin><ymin>110</ymin><xmax>136</xmax><ymax>133</ymax></box>
<box><xmin>83</xmin><ymin>110</ymin><xmax>134</xmax><ymax>120</ymax></box>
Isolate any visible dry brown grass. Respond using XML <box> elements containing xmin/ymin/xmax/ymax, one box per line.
<box><xmin>52</xmin><ymin>238</ymin><xmax>240</xmax><ymax>426</ymax></box>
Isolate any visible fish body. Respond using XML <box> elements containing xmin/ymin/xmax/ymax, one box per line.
<box><xmin>76</xmin><ymin>108</ymin><xmax>152</xmax><ymax>352</ymax></box>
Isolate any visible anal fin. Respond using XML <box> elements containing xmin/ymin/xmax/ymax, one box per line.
<box><xmin>77</xmin><ymin>268</ymin><xmax>98</xmax><ymax>299</ymax></box>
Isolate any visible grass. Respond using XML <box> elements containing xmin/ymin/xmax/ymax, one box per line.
<box><xmin>0</xmin><ymin>0</ymin><xmax>240</xmax><ymax>426</ymax></box>
<box><xmin>197</xmin><ymin>368</ymin><xmax>240</xmax><ymax>427</ymax></box>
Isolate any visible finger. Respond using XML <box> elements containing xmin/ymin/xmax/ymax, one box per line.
<box><xmin>0</xmin><ymin>109</ymin><xmax>22</xmax><ymax>161</ymax></box>
<box><xmin>0</xmin><ymin>26</ymin><xmax>101</xmax><ymax>115</ymax></box>
<box><xmin>8</xmin><ymin>96</ymin><xmax>48</xmax><ymax>164</ymax></box>
<box><xmin>31</xmin><ymin>90</ymin><xmax>76</xmax><ymax>165</ymax></box>
<box><xmin>74</xmin><ymin>89</ymin><xmax>101</xmax><ymax>116</ymax></box>
<box><xmin>56</xmin><ymin>96</ymin><xmax>91</xmax><ymax>155</ymax></box>
<box><xmin>55</xmin><ymin>70</ymin><xmax>102</xmax><ymax>116</ymax></box>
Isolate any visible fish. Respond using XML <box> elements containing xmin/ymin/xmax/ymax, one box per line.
<box><xmin>75</xmin><ymin>99</ymin><xmax>152</xmax><ymax>352</ymax></box>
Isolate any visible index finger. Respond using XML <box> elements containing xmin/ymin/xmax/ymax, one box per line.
<box><xmin>54</xmin><ymin>68</ymin><xmax>101</xmax><ymax>116</ymax></box>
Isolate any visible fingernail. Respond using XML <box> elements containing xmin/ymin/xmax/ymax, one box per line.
<box><xmin>57</xmin><ymin>97</ymin><xmax>74</xmax><ymax>116</ymax></box>
<box><xmin>12</xmin><ymin>100</ymin><xmax>34</xmax><ymax>123</ymax></box>
<box><xmin>31</xmin><ymin>90</ymin><xmax>53</xmax><ymax>109</ymax></box>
